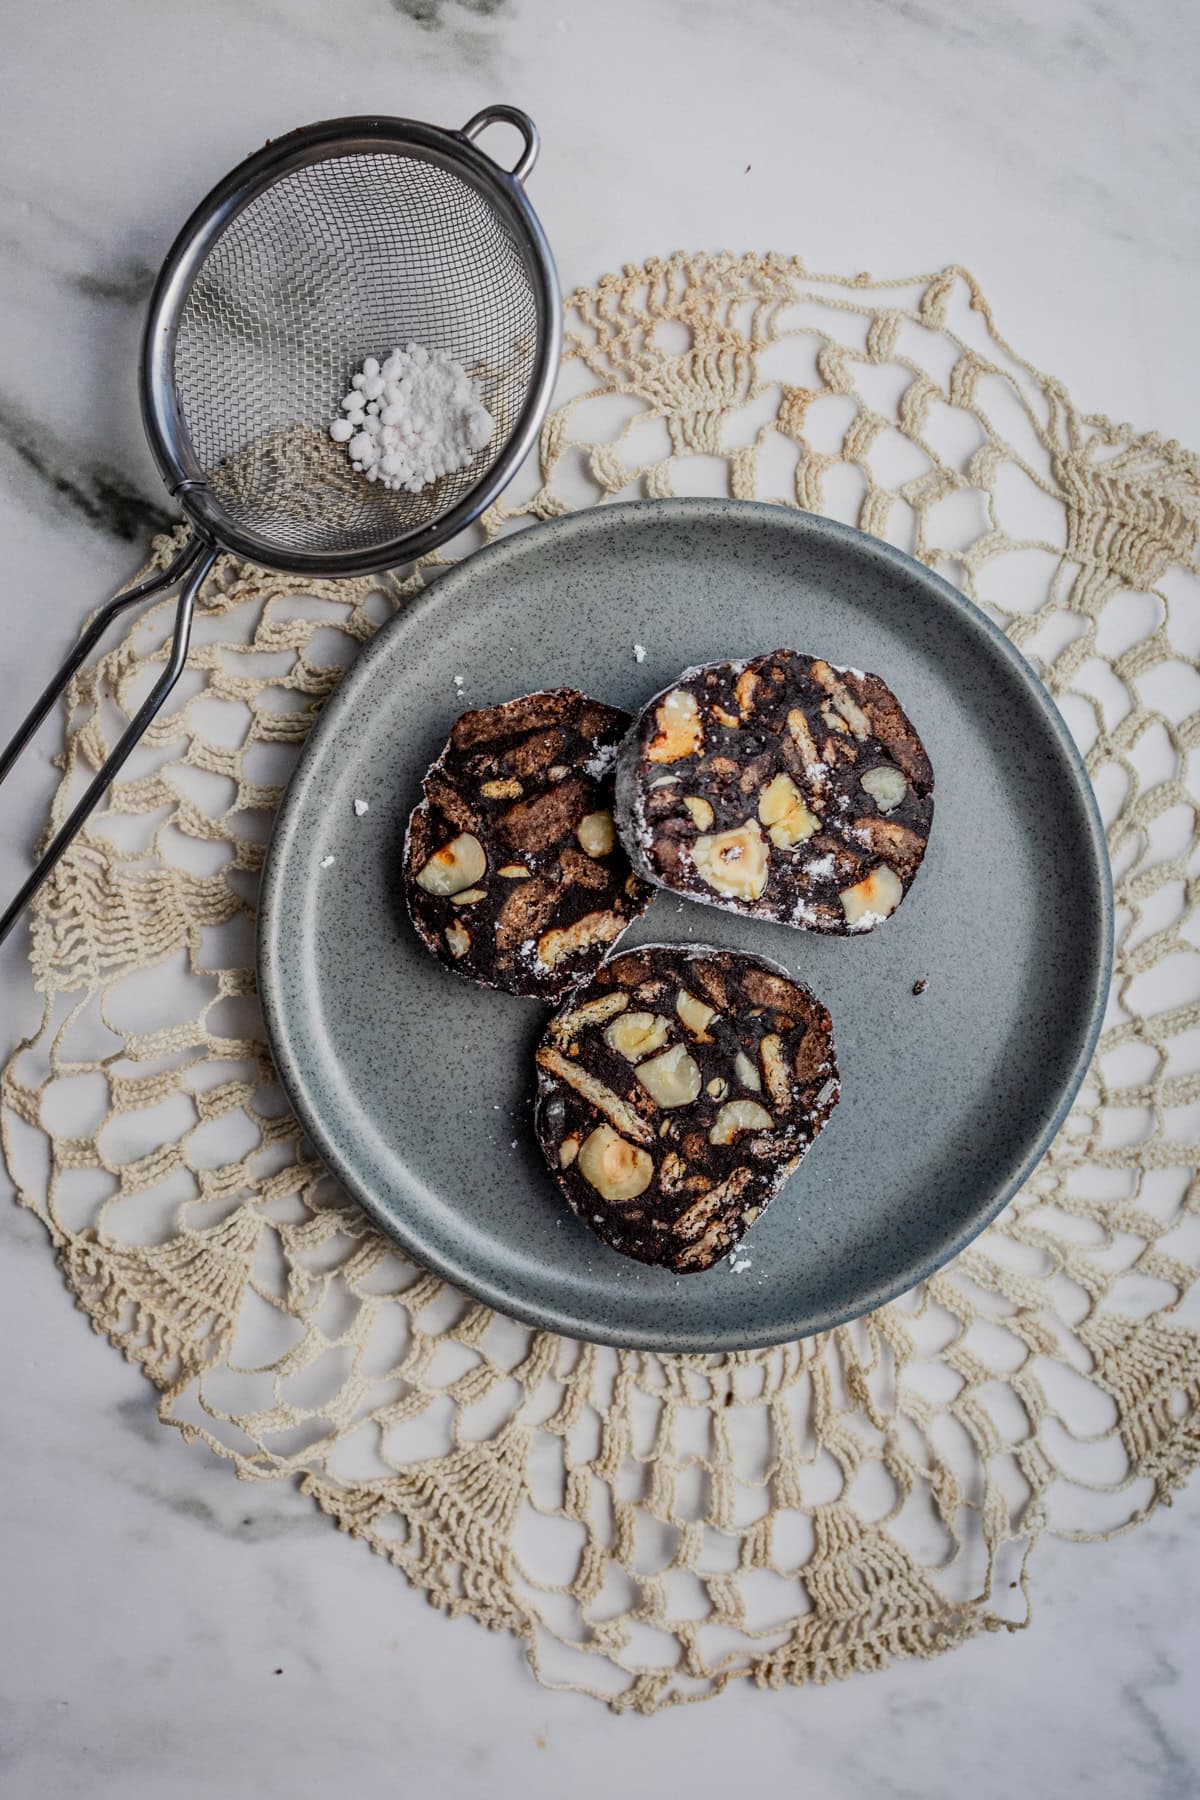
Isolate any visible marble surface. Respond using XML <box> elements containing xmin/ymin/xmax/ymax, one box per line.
<box><xmin>2</xmin><ymin>0</ymin><xmax>1199</xmax><ymax>1792</ymax></box>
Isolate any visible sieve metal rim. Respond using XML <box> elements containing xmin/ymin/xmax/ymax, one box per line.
<box><xmin>138</xmin><ymin>111</ymin><xmax>562</xmax><ymax>577</ymax></box>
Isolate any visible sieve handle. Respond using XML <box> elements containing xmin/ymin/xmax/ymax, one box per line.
<box><xmin>0</xmin><ymin>538</ymin><xmax>217</xmax><ymax>947</ymax></box>
<box><xmin>460</xmin><ymin>105</ymin><xmax>540</xmax><ymax>183</ymax></box>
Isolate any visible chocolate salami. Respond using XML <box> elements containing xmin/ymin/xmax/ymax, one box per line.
<box><xmin>534</xmin><ymin>944</ymin><xmax>839</xmax><ymax>1272</ymax></box>
<box><xmin>404</xmin><ymin>691</ymin><xmax>654</xmax><ymax>998</ymax></box>
<box><xmin>613</xmin><ymin>650</ymin><xmax>934</xmax><ymax>933</ymax></box>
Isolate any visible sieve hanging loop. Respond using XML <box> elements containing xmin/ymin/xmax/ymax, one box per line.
<box><xmin>459</xmin><ymin>105</ymin><xmax>540</xmax><ymax>182</ymax></box>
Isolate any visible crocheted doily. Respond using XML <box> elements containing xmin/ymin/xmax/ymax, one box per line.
<box><xmin>4</xmin><ymin>253</ymin><xmax>1200</xmax><ymax>1713</ymax></box>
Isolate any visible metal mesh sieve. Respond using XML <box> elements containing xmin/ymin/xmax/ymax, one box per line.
<box><xmin>1</xmin><ymin>107</ymin><xmax>560</xmax><ymax>940</ymax></box>
<box><xmin>170</xmin><ymin>146</ymin><xmax>542</xmax><ymax>561</ymax></box>
<box><xmin>142</xmin><ymin>107</ymin><xmax>560</xmax><ymax>574</ymax></box>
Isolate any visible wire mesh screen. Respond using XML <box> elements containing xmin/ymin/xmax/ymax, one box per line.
<box><xmin>172</xmin><ymin>149</ymin><xmax>541</xmax><ymax>560</ymax></box>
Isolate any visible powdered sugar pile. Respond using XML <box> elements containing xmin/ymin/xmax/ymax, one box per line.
<box><xmin>329</xmin><ymin>345</ymin><xmax>494</xmax><ymax>494</ymax></box>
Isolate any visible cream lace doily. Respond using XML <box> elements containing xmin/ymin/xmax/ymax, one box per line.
<box><xmin>4</xmin><ymin>253</ymin><xmax>1200</xmax><ymax>1713</ymax></box>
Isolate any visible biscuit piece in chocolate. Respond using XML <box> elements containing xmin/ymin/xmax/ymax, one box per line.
<box><xmin>404</xmin><ymin>690</ymin><xmax>654</xmax><ymax>998</ymax></box>
<box><xmin>534</xmin><ymin>944</ymin><xmax>839</xmax><ymax>1272</ymax></box>
<box><xmin>614</xmin><ymin>650</ymin><xmax>934</xmax><ymax>934</ymax></box>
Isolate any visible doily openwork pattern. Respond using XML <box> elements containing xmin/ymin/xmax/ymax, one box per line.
<box><xmin>4</xmin><ymin>254</ymin><xmax>1200</xmax><ymax>1712</ymax></box>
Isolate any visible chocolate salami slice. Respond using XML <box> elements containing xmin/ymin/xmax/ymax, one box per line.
<box><xmin>613</xmin><ymin>650</ymin><xmax>934</xmax><ymax>934</ymax></box>
<box><xmin>534</xmin><ymin>944</ymin><xmax>839</xmax><ymax>1272</ymax></box>
<box><xmin>404</xmin><ymin>690</ymin><xmax>654</xmax><ymax>999</ymax></box>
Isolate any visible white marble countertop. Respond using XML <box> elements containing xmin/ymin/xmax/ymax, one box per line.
<box><xmin>2</xmin><ymin>0</ymin><xmax>1199</xmax><ymax>1793</ymax></box>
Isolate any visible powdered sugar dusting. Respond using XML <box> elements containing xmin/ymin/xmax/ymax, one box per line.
<box><xmin>584</xmin><ymin>741</ymin><xmax>618</xmax><ymax>779</ymax></box>
<box><xmin>846</xmin><ymin>910</ymin><xmax>884</xmax><ymax>931</ymax></box>
<box><xmin>331</xmin><ymin>345</ymin><xmax>493</xmax><ymax>493</ymax></box>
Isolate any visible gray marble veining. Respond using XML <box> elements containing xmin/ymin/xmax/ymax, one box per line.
<box><xmin>0</xmin><ymin>393</ymin><xmax>172</xmax><ymax>542</ymax></box>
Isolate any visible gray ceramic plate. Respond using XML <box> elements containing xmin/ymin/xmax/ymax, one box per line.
<box><xmin>258</xmin><ymin>499</ymin><xmax>1112</xmax><ymax>1353</ymax></box>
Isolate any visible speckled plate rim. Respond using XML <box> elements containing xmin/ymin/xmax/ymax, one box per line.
<box><xmin>258</xmin><ymin>498</ymin><xmax>1114</xmax><ymax>1351</ymax></box>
